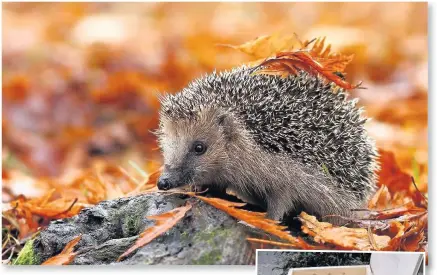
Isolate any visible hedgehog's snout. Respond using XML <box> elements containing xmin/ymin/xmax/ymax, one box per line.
<box><xmin>157</xmin><ymin>166</ymin><xmax>190</xmax><ymax>190</ymax></box>
<box><xmin>157</xmin><ymin>176</ymin><xmax>171</xmax><ymax>190</ymax></box>
<box><xmin>157</xmin><ymin>173</ymin><xmax>179</xmax><ymax>190</ymax></box>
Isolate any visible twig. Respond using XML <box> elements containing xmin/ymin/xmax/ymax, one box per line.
<box><xmin>351</xmin><ymin>202</ymin><xmax>411</xmax><ymax>213</ymax></box>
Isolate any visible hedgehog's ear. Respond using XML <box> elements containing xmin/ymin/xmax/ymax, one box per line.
<box><xmin>217</xmin><ymin>111</ymin><xmax>238</xmax><ymax>141</ymax></box>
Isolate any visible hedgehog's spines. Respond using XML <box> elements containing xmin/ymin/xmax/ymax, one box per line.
<box><xmin>160</xmin><ymin>66</ymin><xmax>378</xmax><ymax>200</ymax></box>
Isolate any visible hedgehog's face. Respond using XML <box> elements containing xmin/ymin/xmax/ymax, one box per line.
<box><xmin>157</xmin><ymin>108</ymin><xmax>238</xmax><ymax>191</ymax></box>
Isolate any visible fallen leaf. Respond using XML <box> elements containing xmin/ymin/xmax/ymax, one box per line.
<box><xmin>117</xmin><ymin>202</ymin><xmax>192</xmax><ymax>261</ymax></box>
<box><xmin>42</xmin><ymin>234</ymin><xmax>82</xmax><ymax>265</ymax></box>
<box><xmin>128</xmin><ymin>167</ymin><xmax>162</xmax><ymax>195</ymax></box>
<box><xmin>368</xmin><ymin>185</ymin><xmax>391</xmax><ymax>210</ymax></box>
<box><xmin>218</xmin><ymin>34</ymin><xmax>302</xmax><ymax>59</ymax></box>
<box><xmin>307</xmin><ymin>37</ymin><xmax>354</xmax><ymax>73</ymax></box>
<box><xmin>254</xmin><ymin>50</ymin><xmax>362</xmax><ymax>90</ymax></box>
<box><xmin>378</xmin><ymin>149</ymin><xmax>413</xmax><ymax>192</ymax></box>
<box><xmin>383</xmin><ymin>221</ymin><xmax>405</xmax><ymax>250</ymax></box>
<box><xmin>299</xmin><ymin>212</ymin><xmax>390</xmax><ymax>250</ymax></box>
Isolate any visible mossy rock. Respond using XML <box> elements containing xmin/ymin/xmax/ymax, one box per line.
<box><xmin>30</xmin><ymin>193</ymin><xmax>260</xmax><ymax>265</ymax></box>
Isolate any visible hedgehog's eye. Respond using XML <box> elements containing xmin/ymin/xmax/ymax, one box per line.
<box><xmin>192</xmin><ymin>141</ymin><xmax>207</xmax><ymax>155</ymax></box>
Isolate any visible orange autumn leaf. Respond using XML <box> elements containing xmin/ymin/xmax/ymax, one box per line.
<box><xmin>358</xmin><ymin>182</ymin><xmax>427</xmax><ymax>252</ymax></box>
<box><xmin>2</xmin><ymin>74</ymin><xmax>31</xmax><ymax>102</ymax></box>
<box><xmin>401</xmin><ymin>213</ymin><xmax>427</xmax><ymax>251</ymax></box>
<box><xmin>25</xmin><ymin>198</ymin><xmax>84</xmax><ymax>218</ymax></box>
<box><xmin>307</xmin><ymin>37</ymin><xmax>354</xmax><ymax>73</ymax></box>
<box><xmin>144</xmin><ymin>168</ymin><xmax>161</xmax><ymax>186</ymax></box>
<box><xmin>378</xmin><ymin>149</ymin><xmax>413</xmax><ymax>192</ymax></box>
<box><xmin>298</xmin><ymin>212</ymin><xmax>391</xmax><ymax>250</ymax></box>
<box><xmin>383</xmin><ymin>221</ymin><xmax>405</xmax><ymax>250</ymax></box>
<box><xmin>3</xmin><ymin>160</ymin><xmax>161</xmax><ymax>240</ymax></box>
<box><xmin>194</xmin><ymin>195</ymin><xmax>314</xmax><ymax>249</ymax></box>
<box><xmin>9</xmin><ymin>186</ymin><xmax>86</xmax><ymax>220</ymax></box>
<box><xmin>117</xmin><ymin>203</ymin><xmax>192</xmax><ymax>261</ymax></box>
<box><xmin>380</xmin><ymin>212</ymin><xmax>427</xmax><ymax>252</ymax></box>
<box><xmin>10</xmin><ymin>197</ymin><xmax>78</xmax><ymax>220</ymax></box>
<box><xmin>67</xmin><ymin>173</ymin><xmax>108</xmax><ymax>204</ymax></box>
<box><xmin>254</xmin><ymin>50</ymin><xmax>362</xmax><ymax>90</ymax></box>
<box><xmin>42</xmin><ymin>234</ymin><xmax>82</xmax><ymax>265</ymax></box>
<box><xmin>127</xmin><ymin>167</ymin><xmax>162</xmax><ymax>196</ymax></box>
<box><xmin>218</xmin><ymin>34</ymin><xmax>304</xmax><ymax>60</ymax></box>
<box><xmin>368</xmin><ymin>185</ymin><xmax>392</xmax><ymax>210</ymax></box>
<box><xmin>230</xmin><ymin>34</ymin><xmax>361</xmax><ymax>90</ymax></box>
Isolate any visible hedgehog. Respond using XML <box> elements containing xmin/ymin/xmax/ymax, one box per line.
<box><xmin>156</xmin><ymin>66</ymin><xmax>379</xmax><ymax>224</ymax></box>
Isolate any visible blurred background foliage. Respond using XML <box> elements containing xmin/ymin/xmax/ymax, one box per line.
<box><xmin>2</xmin><ymin>2</ymin><xmax>427</xmax><ymax>197</ymax></box>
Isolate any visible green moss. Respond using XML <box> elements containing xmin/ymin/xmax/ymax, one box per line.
<box><xmin>193</xmin><ymin>227</ymin><xmax>232</xmax><ymax>244</ymax></box>
<box><xmin>124</xmin><ymin>215</ymin><xmax>141</xmax><ymax>237</ymax></box>
<box><xmin>13</xmin><ymin>239</ymin><xmax>40</xmax><ymax>265</ymax></box>
<box><xmin>190</xmin><ymin>228</ymin><xmax>232</xmax><ymax>264</ymax></box>
<box><xmin>191</xmin><ymin>249</ymin><xmax>222</xmax><ymax>265</ymax></box>
<box><xmin>180</xmin><ymin>231</ymin><xmax>190</xmax><ymax>241</ymax></box>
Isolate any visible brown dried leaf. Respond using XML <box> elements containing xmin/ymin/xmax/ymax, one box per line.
<box><xmin>383</xmin><ymin>221</ymin><xmax>405</xmax><ymax>250</ymax></box>
<box><xmin>255</xmin><ymin>50</ymin><xmax>362</xmax><ymax>90</ymax></box>
<box><xmin>378</xmin><ymin>149</ymin><xmax>413</xmax><ymax>193</ymax></box>
<box><xmin>307</xmin><ymin>37</ymin><xmax>354</xmax><ymax>72</ymax></box>
<box><xmin>42</xmin><ymin>234</ymin><xmax>82</xmax><ymax>265</ymax></box>
<box><xmin>368</xmin><ymin>185</ymin><xmax>392</xmax><ymax>210</ymax></box>
<box><xmin>299</xmin><ymin>212</ymin><xmax>391</xmax><ymax>250</ymax></box>
<box><xmin>401</xmin><ymin>213</ymin><xmax>427</xmax><ymax>251</ymax></box>
<box><xmin>117</xmin><ymin>203</ymin><xmax>192</xmax><ymax>261</ymax></box>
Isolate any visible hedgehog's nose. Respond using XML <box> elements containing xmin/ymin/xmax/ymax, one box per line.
<box><xmin>157</xmin><ymin>177</ymin><xmax>171</xmax><ymax>190</ymax></box>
